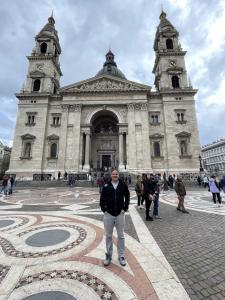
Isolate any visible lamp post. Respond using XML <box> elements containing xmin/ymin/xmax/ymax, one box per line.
<box><xmin>198</xmin><ymin>154</ymin><xmax>204</xmax><ymax>172</ymax></box>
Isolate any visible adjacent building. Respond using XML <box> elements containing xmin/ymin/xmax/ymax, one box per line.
<box><xmin>201</xmin><ymin>139</ymin><xmax>225</xmax><ymax>175</ymax></box>
<box><xmin>9</xmin><ymin>11</ymin><xmax>201</xmax><ymax>179</ymax></box>
<box><xmin>0</xmin><ymin>141</ymin><xmax>11</xmax><ymax>176</ymax></box>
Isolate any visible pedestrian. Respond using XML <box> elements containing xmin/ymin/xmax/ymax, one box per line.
<box><xmin>128</xmin><ymin>174</ymin><xmax>131</xmax><ymax>185</ymax></box>
<box><xmin>163</xmin><ymin>172</ymin><xmax>168</xmax><ymax>191</ymax></box>
<box><xmin>168</xmin><ymin>174</ymin><xmax>174</xmax><ymax>189</ymax></box>
<box><xmin>153</xmin><ymin>175</ymin><xmax>161</xmax><ymax>219</ymax></box>
<box><xmin>7</xmin><ymin>176</ymin><xmax>11</xmax><ymax>195</ymax></box>
<box><xmin>209</xmin><ymin>175</ymin><xmax>222</xmax><ymax>206</ymax></box>
<box><xmin>97</xmin><ymin>175</ymin><xmax>104</xmax><ymax>194</ymax></box>
<box><xmin>174</xmin><ymin>175</ymin><xmax>189</xmax><ymax>213</ymax></box>
<box><xmin>197</xmin><ymin>175</ymin><xmax>201</xmax><ymax>186</ymax></box>
<box><xmin>100</xmin><ymin>169</ymin><xmax>130</xmax><ymax>267</ymax></box>
<box><xmin>58</xmin><ymin>171</ymin><xmax>61</xmax><ymax>180</ymax></box>
<box><xmin>143</xmin><ymin>174</ymin><xmax>157</xmax><ymax>221</ymax></box>
<box><xmin>203</xmin><ymin>175</ymin><xmax>209</xmax><ymax>188</ymax></box>
<box><xmin>1</xmin><ymin>176</ymin><xmax>8</xmax><ymax>195</ymax></box>
<box><xmin>64</xmin><ymin>171</ymin><xmax>68</xmax><ymax>180</ymax></box>
<box><xmin>135</xmin><ymin>175</ymin><xmax>143</xmax><ymax>208</ymax></box>
<box><xmin>220</xmin><ymin>175</ymin><xmax>225</xmax><ymax>193</ymax></box>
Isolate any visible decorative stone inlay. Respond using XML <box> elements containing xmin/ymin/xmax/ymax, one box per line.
<box><xmin>0</xmin><ymin>220</ymin><xmax>15</xmax><ymax>229</ymax></box>
<box><xmin>16</xmin><ymin>270</ymin><xmax>116</xmax><ymax>300</ymax></box>
<box><xmin>0</xmin><ymin>224</ymin><xmax>87</xmax><ymax>258</ymax></box>
<box><xmin>0</xmin><ymin>264</ymin><xmax>10</xmax><ymax>284</ymax></box>
<box><xmin>127</xmin><ymin>104</ymin><xmax>134</xmax><ymax>111</ymax></box>
<box><xmin>22</xmin><ymin>291</ymin><xmax>77</xmax><ymax>300</ymax></box>
<box><xmin>25</xmin><ymin>229</ymin><xmax>70</xmax><ymax>247</ymax></box>
<box><xmin>0</xmin><ymin>217</ymin><xmax>29</xmax><ymax>232</ymax></box>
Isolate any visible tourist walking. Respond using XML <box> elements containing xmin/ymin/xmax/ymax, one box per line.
<box><xmin>1</xmin><ymin>176</ymin><xmax>8</xmax><ymax>195</ymax></box>
<box><xmin>209</xmin><ymin>175</ymin><xmax>222</xmax><ymax>205</ymax></box>
<box><xmin>97</xmin><ymin>175</ymin><xmax>104</xmax><ymax>194</ymax></box>
<box><xmin>168</xmin><ymin>174</ymin><xmax>174</xmax><ymax>189</ymax></box>
<box><xmin>174</xmin><ymin>175</ymin><xmax>189</xmax><ymax>213</ymax></box>
<box><xmin>153</xmin><ymin>176</ymin><xmax>161</xmax><ymax>219</ymax></box>
<box><xmin>135</xmin><ymin>175</ymin><xmax>143</xmax><ymax>208</ymax></box>
<box><xmin>58</xmin><ymin>171</ymin><xmax>61</xmax><ymax>180</ymax></box>
<box><xmin>100</xmin><ymin>169</ymin><xmax>130</xmax><ymax>267</ymax></box>
<box><xmin>220</xmin><ymin>176</ymin><xmax>225</xmax><ymax>193</ymax></box>
<box><xmin>203</xmin><ymin>175</ymin><xmax>209</xmax><ymax>188</ymax></box>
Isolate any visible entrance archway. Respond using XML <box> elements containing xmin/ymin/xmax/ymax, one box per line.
<box><xmin>90</xmin><ymin>111</ymin><xmax>119</xmax><ymax>171</ymax></box>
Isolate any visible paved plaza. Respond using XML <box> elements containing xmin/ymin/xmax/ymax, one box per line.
<box><xmin>0</xmin><ymin>186</ymin><xmax>225</xmax><ymax>299</ymax></box>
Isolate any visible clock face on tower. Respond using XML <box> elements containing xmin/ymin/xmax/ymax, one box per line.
<box><xmin>169</xmin><ymin>60</ymin><xmax>176</xmax><ymax>67</ymax></box>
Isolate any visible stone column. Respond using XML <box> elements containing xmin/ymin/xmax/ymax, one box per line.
<box><xmin>118</xmin><ymin>131</ymin><xmax>125</xmax><ymax>171</ymax></box>
<box><xmin>70</xmin><ymin>104</ymin><xmax>81</xmax><ymax>171</ymax></box>
<box><xmin>58</xmin><ymin>104</ymin><xmax>69</xmax><ymax>171</ymax></box>
<box><xmin>127</xmin><ymin>104</ymin><xmax>137</xmax><ymax>170</ymax></box>
<box><xmin>140</xmin><ymin>103</ymin><xmax>152</xmax><ymax>171</ymax></box>
<box><xmin>83</xmin><ymin>132</ymin><xmax>90</xmax><ymax>171</ymax></box>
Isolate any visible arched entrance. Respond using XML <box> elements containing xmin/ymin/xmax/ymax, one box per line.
<box><xmin>90</xmin><ymin>111</ymin><xmax>119</xmax><ymax>171</ymax></box>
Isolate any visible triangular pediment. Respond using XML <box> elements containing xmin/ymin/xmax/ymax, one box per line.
<box><xmin>30</xmin><ymin>70</ymin><xmax>45</xmax><ymax>78</ymax></box>
<box><xmin>175</xmin><ymin>131</ymin><xmax>191</xmax><ymax>138</ymax></box>
<box><xmin>150</xmin><ymin>133</ymin><xmax>164</xmax><ymax>139</ymax></box>
<box><xmin>21</xmin><ymin>134</ymin><xmax>36</xmax><ymax>140</ymax></box>
<box><xmin>60</xmin><ymin>75</ymin><xmax>151</xmax><ymax>94</ymax></box>
<box><xmin>47</xmin><ymin>134</ymin><xmax>59</xmax><ymax>140</ymax></box>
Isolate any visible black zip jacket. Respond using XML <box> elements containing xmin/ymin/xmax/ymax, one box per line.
<box><xmin>100</xmin><ymin>180</ymin><xmax>130</xmax><ymax>216</ymax></box>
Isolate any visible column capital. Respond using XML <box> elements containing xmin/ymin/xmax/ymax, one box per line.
<box><xmin>61</xmin><ymin>104</ymin><xmax>69</xmax><ymax>112</ymax></box>
<box><xmin>69</xmin><ymin>104</ymin><xmax>82</xmax><ymax>112</ymax></box>
<box><xmin>127</xmin><ymin>103</ymin><xmax>134</xmax><ymax>111</ymax></box>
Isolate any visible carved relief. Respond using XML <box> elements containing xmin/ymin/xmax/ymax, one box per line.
<box><xmin>63</xmin><ymin>79</ymin><xmax>149</xmax><ymax>93</ymax></box>
<box><xmin>127</xmin><ymin>104</ymin><xmax>134</xmax><ymax>111</ymax></box>
<box><xmin>61</xmin><ymin>104</ymin><xmax>69</xmax><ymax>112</ymax></box>
<box><xmin>69</xmin><ymin>104</ymin><xmax>81</xmax><ymax>112</ymax></box>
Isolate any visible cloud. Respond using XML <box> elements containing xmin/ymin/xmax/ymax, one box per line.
<box><xmin>0</xmin><ymin>0</ymin><xmax>224</xmax><ymax>147</ymax></box>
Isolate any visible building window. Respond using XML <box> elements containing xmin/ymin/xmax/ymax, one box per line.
<box><xmin>47</xmin><ymin>134</ymin><xmax>59</xmax><ymax>159</ymax></box>
<box><xmin>33</xmin><ymin>79</ymin><xmax>41</xmax><ymax>92</ymax></box>
<box><xmin>149</xmin><ymin>113</ymin><xmax>160</xmax><ymax>125</ymax></box>
<box><xmin>50</xmin><ymin>143</ymin><xmax>57</xmax><ymax>158</ymax></box>
<box><xmin>40</xmin><ymin>42</ymin><xmax>47</xmax><ymax>54</ymax></box>
<box><xmin>180</xmin><ymin>140</ymin><xmax>188</xmax><ymax>156</ymax></box>
<box><xmin>154</xmin><ymin>142</ymin><xmax>161</xmax><ymax>157</ymax></box>
<box><xmin>166</xmin><ymin>38</ymin><xmax>173</xmax><ymax>49</ymax></box>
<box><xmin>175</xmin><ymin>110</ymin><xmax>186</xmax><ymax>124</ymax></box>
<box><xmin>24</xmin><ymin>142</ymin><xmax>31</xmax><ymax>158</ymax></box>
<box><xmin>20</xmin><ymin>134</ymin><xmax>36</xmax><ymax>159</ymax></box>
<box><xmin>51</xmin><ymin>114</ymin><xmax>61</xmax><ymax>127</ymax></box>
<box><xmin>172</xmin><ymin>76</ymin><xmax>180</xmax><ymax>88</ymax></box>
<box><xmin>26</xmin><ymin>112</ymin><xmax>37</xmax><ymax>126</ymax></box>
<box><xmin>175</xmin><ymin>131</ymin><xmax>191</xmax><ymax>158</ymax></box>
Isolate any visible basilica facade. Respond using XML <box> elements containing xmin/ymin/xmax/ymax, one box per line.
<box><xmin>9</xmin><ymin>11</ymin><xmax>201</xmax><ymax>179</ymax></box>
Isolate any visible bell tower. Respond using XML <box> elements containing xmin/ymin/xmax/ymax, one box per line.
<box><xmin>152</xmin><ymin>11</ymin><xmax>190</xmax><ymax>91</ymax></box>
<box><xmin>23</xmin><ymin>14</ymin><xmax>62</xmax><ymax>94</ymax></box>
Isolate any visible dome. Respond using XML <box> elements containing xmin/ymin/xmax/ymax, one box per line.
<box><xmin>96</xmin><ymin>50</ymin><xmax>126</xmax><ymax>80</ymax></box>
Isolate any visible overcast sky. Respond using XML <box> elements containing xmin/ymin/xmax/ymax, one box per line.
<box><xmin>0</xmin><ymin>0</ymin><xmax>225</xmax><ymax>147</ymax></box>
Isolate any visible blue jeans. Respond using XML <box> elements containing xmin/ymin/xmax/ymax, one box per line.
<box><xmin>153</xmin><ymin>194</ymin><xmax>159</xmax><ymax>216</ymax></box>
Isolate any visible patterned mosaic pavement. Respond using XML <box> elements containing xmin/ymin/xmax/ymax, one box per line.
<box><xmin>0</xmin><ymin>187</ymin><xmax>225</xmax><ymax>299</ymax></box>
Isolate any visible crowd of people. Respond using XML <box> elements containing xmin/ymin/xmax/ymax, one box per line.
<box><xmin>0</xmin><ymin>175</ymin><xmax>15</xmax><ymax>195</ymax></box>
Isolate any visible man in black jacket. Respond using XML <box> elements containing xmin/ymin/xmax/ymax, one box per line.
<box><xmin>100</xmin><ymin>170</ymin><xmax>130</xmax><ymax>267</ymax></box>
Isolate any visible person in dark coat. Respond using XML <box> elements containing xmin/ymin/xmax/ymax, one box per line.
<box><xmin>174</xmin><ymin>175</ymin><xmax>189</xmax><ymax>213</ymax></box>
<box><xmin>100</xmin><ymin>169</ymin><xmax>130</xmax><ymax>267</ymax></box>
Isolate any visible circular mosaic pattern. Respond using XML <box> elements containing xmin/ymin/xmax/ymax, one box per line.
<box><xmin>25</xmin><ymin>229</ymin><xmax>70</xmax><ymax>247</ymax></box>
<box><xmin>0</xmin><ymin>220</ymin><xmax>15</xmax><ymax>228</ymax></box>
<box><xmin>22</xmin><ymin>291</ymin><xmax>77</xmax><ymax>300</ymax></box>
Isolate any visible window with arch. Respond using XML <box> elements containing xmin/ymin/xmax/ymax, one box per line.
<box><xmin>180</xmin><ymin>140</ymin><xmax>187</xmax><ymax>156</ymax></box>
<box><xmin>24</xmin><ymin>142</ymin><xmax>31</xmax><ymax>158</ymax></box>
<box><xmin>47</xmin><ymin>135</ymin><xmax>59</xmax><ymax>159</ymax></box>
<box><xmin>175</xmin><ymin>109</ymin><xmax>186</xmax><ymax>124</ymax></box>
<box><xmin>26</xmin><ymin>112</ymin><xmax>37</xmax><ymax>126</ymax></box>
<box><xmin>33</xmin><ymin>79</ymin><xmax>41</xmax><ymax>92</ymax></box>
<box><xmin>154</xmin><ymin>142</ymin><xmax>161</xmax><ymax>157</ymax></box>
<box><xmin>40</xmin><ymin>42</ymin><xmax>47</xmax><ymax>54</ymax></box>
<box><xmin>149</xmin><ymin>112</ymin><xmax>160</xmax><ymax>125</ymax></box>
<box><xmin>166</xmin><ymin>38</ymin><xmax>173</xmax><ymax>49</ymax></box>
<box><xmin>20</xmin><ymin>134</ymin><xmax>35</xmax><ymax>159</ymax></box>
<box><xmin>172</xmin><ymin>76</ymin><xmax>180</xmax><ymax>88</ymax></box>
<box><xmin>175</xmin><ymin>131</ymin><xmax>191</xmax><ymax>158</ymax></box>
<box><xmin>50</xmin><ymin>143</ymin><xmax>57</xmax><ymax>158</ymax></box>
